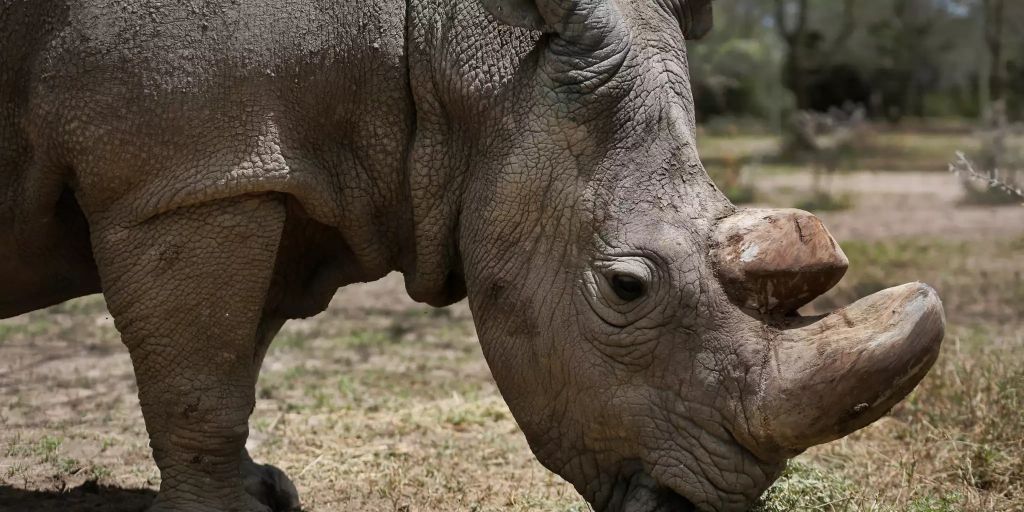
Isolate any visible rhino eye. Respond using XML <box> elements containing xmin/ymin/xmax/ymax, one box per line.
<box><xmin>584</xmin><ymin>256</ymin><xmax>660</xmax><ymax>327</ymax></box>
<box><xmin>610</xmin><ymin>274</ymin><xmax>645</xmax><ymax>301</ymax></box>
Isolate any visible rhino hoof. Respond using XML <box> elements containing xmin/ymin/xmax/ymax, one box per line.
<box><xmin>242</xmin><ymin>459</ymin><xmax>302</xmax><ymax>512</ymax></box>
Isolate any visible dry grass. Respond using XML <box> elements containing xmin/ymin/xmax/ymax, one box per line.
<box><xmin>1</xmin><ymin>129</ymin><xmax>1022</xmax><ymax>511</ymax></box>
<box><xmin>698</xmin><ymin>125</ymin><xmax>993</xmax><ymax>173</ymax></box>
<box><xmin>0</xmin><ymin>279</ymin><xmax>588</xmax><ymax>511</ymax></box>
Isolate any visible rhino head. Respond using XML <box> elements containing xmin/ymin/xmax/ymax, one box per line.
<box><xmin>406</xmin><ymin>1</ymin><xmax>945</xmax><ymax>510</ymax></box>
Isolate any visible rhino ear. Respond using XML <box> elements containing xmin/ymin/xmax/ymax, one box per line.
<box><xmin>479</xmin><ymin>0</ymin><xmax>549</xmax><ymax>31</ymax></box>
<box><xmin>682</xmin><ymin>0</ymin><xmax>714</xmax><ymax>40</ymax></box>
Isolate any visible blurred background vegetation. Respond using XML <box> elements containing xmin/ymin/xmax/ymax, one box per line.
<box><xmin>690</xmin><ymin>0</ymin><xmax>1024</xmax><ymax>208</ymax></box>
<box><xmin>691</xmin><ymin>0</ymin><xmax>1023</xmax><ymax>124</ymax></box>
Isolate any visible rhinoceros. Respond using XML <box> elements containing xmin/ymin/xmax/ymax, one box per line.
<box><xmin>0</xmin><ymin>0</ymin><xmax>945</xmax><ymax>510</ymax></box>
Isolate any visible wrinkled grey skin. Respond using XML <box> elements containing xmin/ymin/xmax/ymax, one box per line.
<box><xmin>0</xmin><ymin>1</ymin><xmax>943</xmax><ymax>511</ymax></box>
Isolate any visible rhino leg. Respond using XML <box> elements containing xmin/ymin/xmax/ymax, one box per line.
<box><xmin>91</xmin><ymin>195</ymin><xmax>297</xmax><ymax>512</ymax></box>
<box><xmin>243</xmin><ymin>316</ymin><xmax>301</xmax><ymax>512</ymax></box>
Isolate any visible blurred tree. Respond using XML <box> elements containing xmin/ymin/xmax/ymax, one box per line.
<box><xmin>688</xmin><ymin>0</ymin><xmax>788</xmax><ymax>126</ymax></box>
<box><xmin>689</xmin><ymin>0</ymin><xmax>1024</xmax><ymax>122</ymax></box>
<box><xmin>773</xmin><ymin>0</ymin><xmax>857</xmax><ymax>111</ymax></box>
<box><xmin>982</xmin><ymin>0</ymin><xmax>1006</xmax><ymax>106</ymax></box>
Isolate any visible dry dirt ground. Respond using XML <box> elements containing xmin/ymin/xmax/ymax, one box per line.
<box><xmin>1</xmin><ymin>168</ymin><xmax>1022</xmax><ymax>512</ymax></box>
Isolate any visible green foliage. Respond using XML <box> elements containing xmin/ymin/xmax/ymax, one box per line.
<box><xmin>694</xmin><ymin>0</ymin><xmax>1024</xmax><ymax>121</ymax></box>
<box><xmin>904</xmin><ymin>493</ymin><xmax>964</xmax><ymax>512</ymax></box>
<box><xmin>752</xmin><ymin>462</ymin><xmax>856</xmax><ymax>512</ymax></box>
<box><xmin>825</xmin><ymin>237</ymin><xmax>1023</xmax><ymax>324</ymax></box>
<box><xmin>690</xmin><ymin>36</ymin><xmax>789</xmax><ymax>123</ymax></box>
<box><xmin>35</xmin><ymin>435</ymin><xmax>63</xmax><ymax>463</ymax></box>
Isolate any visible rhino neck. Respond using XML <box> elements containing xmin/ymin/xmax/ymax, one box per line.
<box><xmin>399</xmin><ymin>0</ymin><xmax>540</xmax><ymax>306</ymax></box>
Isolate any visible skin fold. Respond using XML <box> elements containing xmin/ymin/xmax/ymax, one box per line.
<box><xmin>0</xmin><ymin>1</ymin><xmax>945</xmax><ymax>511</ymax></box>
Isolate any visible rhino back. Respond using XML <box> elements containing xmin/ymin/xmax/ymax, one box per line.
<box><xmin>1</xmin><ymin>0</ymin><xmax>414</xmax><ymax>315</ymax></box>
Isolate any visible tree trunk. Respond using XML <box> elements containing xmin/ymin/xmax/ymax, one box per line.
<box><xmin>984</xmin><ymin>0</ymin><xmax>1006</xmax><ymax>107</ymax></box>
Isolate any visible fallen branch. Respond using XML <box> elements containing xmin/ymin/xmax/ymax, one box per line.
<box><xmin>949</xmin><ymin>151</ymin><xmax>1024</xmax><ymax>202</ymax></box>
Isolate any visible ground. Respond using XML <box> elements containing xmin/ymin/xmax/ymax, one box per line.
<box><xmin>1</xmin><ymin>126</ymin><xmax>1022</xmax><ymax>511</ymax></box>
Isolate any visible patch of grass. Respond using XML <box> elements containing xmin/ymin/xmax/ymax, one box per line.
<box><xmin>795</xmin><ymin>191</ymin><xmax>854</xmax><ymax>212</ymax></box>
<box><xmin>699</xmin><ymin>125</ymin><xmax>988</xmax><ymax>172</ymax></box>
<box><xmin>752</xmin><ymin>462</ymin><xmax>856</xmax><ymax>511</ymax></box>
<box><xmin>442</xmin><ymin>399</ymin><xmax>509</xmax><ymax>430</ymax></box>
<box><xmin>905</xmin><ymin>494</ymin><xmax>964</xmax><ymax>512</ymax></box>
<box><xmin>811</xmin><ymin>237</ymin><xmax>1021</xmax><ymax>323</ymax></box>
<box><xmin>35</xmin><ymin>435</ymin><xmax>63</xmax><ymax>463</ymax></box>
<box><xmin>0</xmin><ymin>324</ymin><xmax>17</xmax><ymax>342</ymax></box>
<box><xmin>270</xmin><ymin>331</ymin><xmax>310</xmax><ymax>352</ymax></box>
<box><xmin>697</xmin><ymin>133</ymin><xmax>780</xmax><ymax>162</ymax></box>
<box><xmin>57</xmin><ymin>457</ymin><xmax>81</xmax><ymax>475</ymax></box>
<box><xmin>856</xmin><ymin>131</ymin><xmax>981</xmax><ymax>171</ymax></box>
<box><xmin>336</xmin><ymin>329</ymin><xmax>393</xmax><ymax>349</ymax></box>
<box><xmin>3</xmin><ymin>461</ymin><xmax>27</xmax><ymax>480</ymax></box>
<box><xmin>0</xmin><ymin>321</ymin><xmax>51</xmax><ymax>342</ymax></box>
<box><xmin>89</xmin><ymin>465</ymin><xmax>112</xmax><ymax>480</ymax></box>
<box><xmin>721</xmin><ymin>183</ymin><xmax>757</xmax><ymax>205</ymax></box>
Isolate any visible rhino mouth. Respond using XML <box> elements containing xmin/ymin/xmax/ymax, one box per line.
<box><xmin>603</xmin><ymin>470</ymin><xmax>697</xmax><ymax>512</ymax></box>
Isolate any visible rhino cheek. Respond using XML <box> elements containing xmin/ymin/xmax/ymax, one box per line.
<box><xmin>637</xmin><ymin>350</ymin><xmax>784</xmax><ymax>512</ymax></box>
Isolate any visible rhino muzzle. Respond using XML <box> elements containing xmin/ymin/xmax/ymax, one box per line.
<box><xmin>712</xmin><ymin>208</ymin><xmax>945</xmax><ymax>461</ymax></box>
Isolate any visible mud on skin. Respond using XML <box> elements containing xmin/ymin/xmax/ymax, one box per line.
<box><xmin>0</xmin><ymin>0</ymin><xmax>944</xmax><ymax>511</ymax></box>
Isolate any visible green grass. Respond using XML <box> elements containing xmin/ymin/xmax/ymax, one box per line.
<box><xmin>0</xmin><ymin>321</ymin><xmax>51</xmax><ymax>342</ymax></box>
<box><xmin>856</xmin><ymin>131</ymin><xmax>982</xmax><ymax>171</ymax></box>
<box><xmin>699</xmin><ymin>125</ymin><xmax>988</xmax><ymax>172</ymax></box>
<box><xmin>813</xmin><ymin>237</ymin><xmax>1024</xmax><ymax>324</ymax></box>
<box><xmin>795</xmin><ymin>191</ymin><xmax>855</xmax><ymax>212</ymax></box>
<box><xmin>753</xmin><ymin>462</ymin><xmax>856</xmax><ymax>512</ymax></box>
<box><xmin>34</xmin><ymin>436</ymin><xmax>62</xmax><ymax>463</ymax></box>
<box><xmin>697</xmin><ymin>133</ymin><xmax>780</xmax><ymax>162</ymax></box>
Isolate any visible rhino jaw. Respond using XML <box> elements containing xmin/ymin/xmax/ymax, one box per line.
<box><xmin>742</xmin><ymin>282</ymin><xmax>945</xmax><ymax>459</ymax></box>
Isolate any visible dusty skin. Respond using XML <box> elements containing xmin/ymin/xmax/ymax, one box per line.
<box><xmin>1</xmin><ymin>1</ymin><xmax>949</xmax><ymax>511</ymax></box>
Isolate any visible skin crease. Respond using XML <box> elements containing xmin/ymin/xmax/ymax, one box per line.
<box><xmin>0</xmin><ymin>1</ymin><xmax>943</xmax><ymax>511</ymax></box>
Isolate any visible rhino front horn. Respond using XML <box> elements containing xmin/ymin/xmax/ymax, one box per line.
<box><xmin>711</xmin><ymin>208</ymin><xmax>848</xmax><ymax>315</ymax></box>
<box><xmin>745</xmin><ymin>282</ymin><xmax>945</xmax><ymax>458</ymax></box>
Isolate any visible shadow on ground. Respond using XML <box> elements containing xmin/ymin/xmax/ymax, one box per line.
<box><xmin>0</xmin><ymin>481</ymin><xmax>154</xmax><ymax>512</ymax></box>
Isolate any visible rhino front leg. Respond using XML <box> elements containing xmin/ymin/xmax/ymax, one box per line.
<box><xmin>91</xmin><ymin>195</ymin><xmax>298</xmax><ymax>512</ymax></box>
<box><xmin>243</xmin><ymin>316</ymin><xmax>301</xmax><ymax>511</ymax></box>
